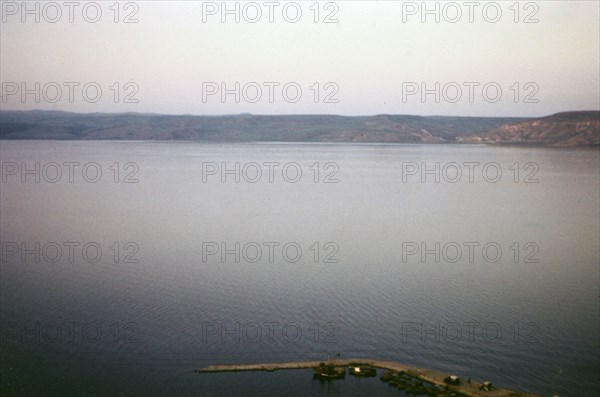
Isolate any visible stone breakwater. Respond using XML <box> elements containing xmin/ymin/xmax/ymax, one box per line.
<box><xmin>195</xmin><ymin>358</ymin><xmax>538</xmax><ymax>397</ymax></box>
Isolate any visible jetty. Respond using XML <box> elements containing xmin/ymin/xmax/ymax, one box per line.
<box><xmin>195</xmin><ymin>358</ymin><xmax>538</xmax><ymax>397</ymax></box>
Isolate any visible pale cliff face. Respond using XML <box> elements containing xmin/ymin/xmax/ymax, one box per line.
<box><xmin>459</xmin><ymin>111</ymin><xmax>600</xmax><ymax>146</ymax></box>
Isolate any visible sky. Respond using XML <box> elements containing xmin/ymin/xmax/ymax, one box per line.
<box><xmin>1</xmin><ymin>0</ymin><xmax>599</xmax><ymax>116</ymax></box>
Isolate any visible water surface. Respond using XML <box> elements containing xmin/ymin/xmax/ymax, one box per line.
<box><xmin>1</xmin><ymin>141</ymin><xmax>598</xmax><ymax>396</ymax></box>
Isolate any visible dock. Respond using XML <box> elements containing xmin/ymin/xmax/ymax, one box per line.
<box><xmin>196</xmin><ymin>358</ymin><xmax>538</xmax><ymax>397</ymax></box>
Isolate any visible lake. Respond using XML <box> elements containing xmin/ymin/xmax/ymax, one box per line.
<box><xmin>1</xmin><ymin>141</ymin><xmax>598</xmax><ymax>396</ymax></box>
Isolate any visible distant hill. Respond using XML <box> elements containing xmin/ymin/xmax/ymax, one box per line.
<box><xmin>457</xmin><ymin>111</ymin><xmax>599</xmax><ymax>146</ymax></box>
<box><xmin>1</xmin><ymin>110</ymin><xmax>598</xmax><ymax>146</ymax></box>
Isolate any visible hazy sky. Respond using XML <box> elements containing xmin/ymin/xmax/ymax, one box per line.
<box><xmin>1</xmin><ymin>0</ymin><xmax>599</xmax><ymax>116</ymax></box>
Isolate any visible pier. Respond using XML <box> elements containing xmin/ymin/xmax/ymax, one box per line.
<box><xmin>196</xmin><ymin>358</ymin><xmax>538</xmax><ymax>397</ymax></box>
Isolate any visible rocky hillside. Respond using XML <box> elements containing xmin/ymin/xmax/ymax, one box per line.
<box><xmin>457</xmin><ymin>111</ymin><xmax>599</xmax><ymax>146</ymax></box>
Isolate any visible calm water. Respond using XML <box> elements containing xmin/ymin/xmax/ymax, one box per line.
<box><xmin>1</xmin><ymin>141</ymin><xmax>599</xmax><ymax>397</ymax></box>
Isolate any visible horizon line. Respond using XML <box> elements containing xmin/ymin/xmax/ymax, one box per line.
<box><xmin>2</xmin><ymin>109</ymin><xmax>599</xmax><ymax>119</ymax></box>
